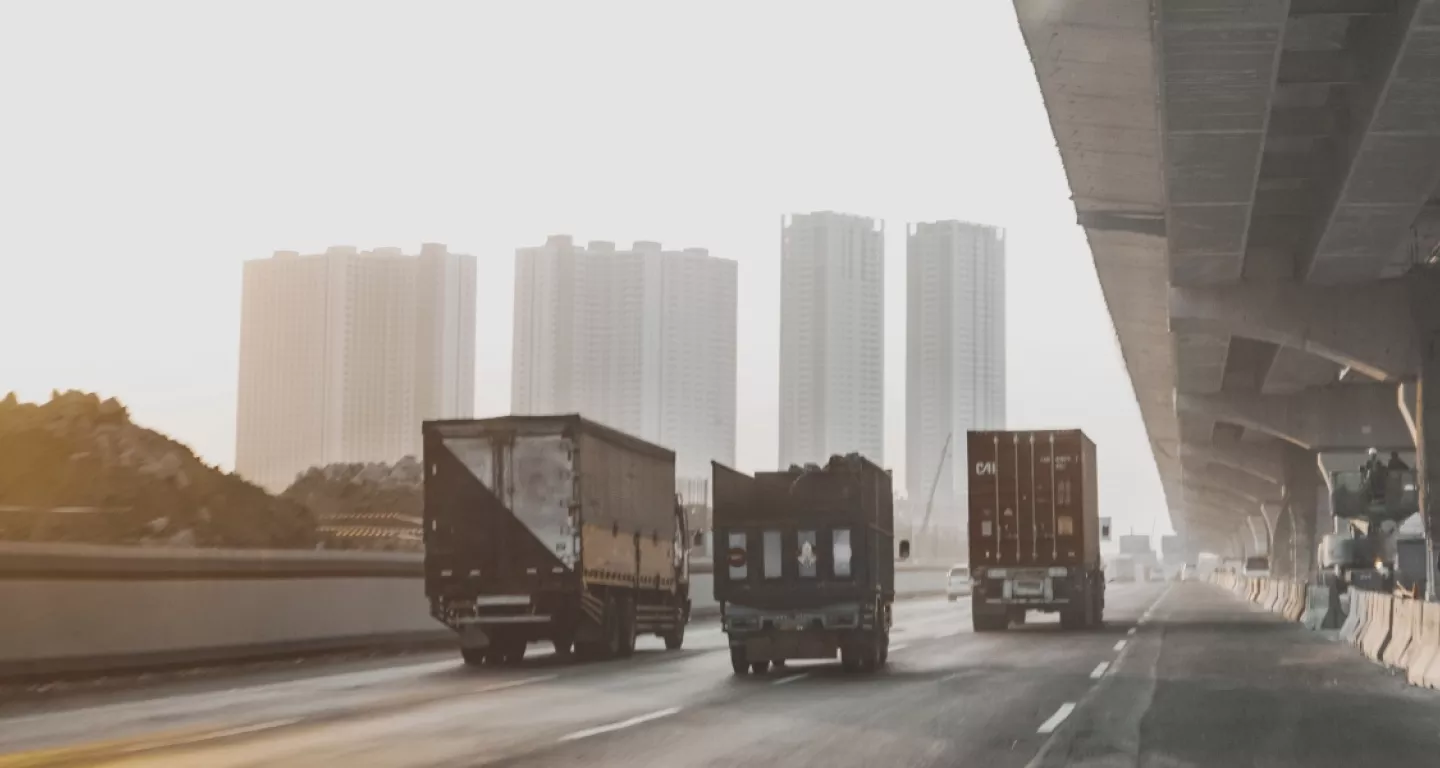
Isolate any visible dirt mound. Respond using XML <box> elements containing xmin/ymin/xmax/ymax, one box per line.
<box><xmin>282</xmin><ymin>458</ymin><xmax>423</xmax><ymax>551</ymax></box>
<box><xmin>0</xmin><ymin>391</ymin><xmax>318</xmax><ymax>548</ymax></box>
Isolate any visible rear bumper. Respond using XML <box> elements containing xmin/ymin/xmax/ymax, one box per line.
<box><xmin>971</xmin><ymin>567</ymin><xmax>1100</xmax><ymax>610</ymax></box>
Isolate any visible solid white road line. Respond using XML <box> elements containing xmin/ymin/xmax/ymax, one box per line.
<box><xmin>118</xmin><ymin>719</ymin><xmax>301</xmax><ymax>753</ymax></box>
<box><xmin>1113</xmin><ymin>640</ymin><xmax>1127</xmax><ymax>652</ymax></box>
<box><xmin>1089</xmin><ymin>662</ymin><xmax>1110</xmax><ymax>679</ymax></box>
<box><xmin>559</xmin><ymin>708</ymin><xmax>682</xmax><ymax>742</ymax></box>
<box><xmin>1037</xmin><ymin>703</ymin><xmax>1076</xmax><ymax>734</ymax></box>
<box><xmin>772</xmin><ymin>673</ymin><xmax>810</xmax><ymax>686</ymax></box>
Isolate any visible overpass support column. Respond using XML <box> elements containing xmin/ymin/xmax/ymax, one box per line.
<box><xmin>1420</xmin><ymin>348</ymin><xmax>1440</xmax><ymax>601</ymax></box>
<box><xmin>1282</xmin><ymin>445</ymin><xmax>1320</xmax><ymax>581</ymax></box>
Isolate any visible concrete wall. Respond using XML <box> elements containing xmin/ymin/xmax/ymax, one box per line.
<box><xmin>0</xmin><ymin>543</ymin><xmax>948</xmax><ymax>678</ymax></box>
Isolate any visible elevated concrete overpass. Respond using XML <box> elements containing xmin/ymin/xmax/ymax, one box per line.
<box><xmin>1012</xmin><ymin>0</ymin><xmax>1440</xmax><ymax>583</ymax></box>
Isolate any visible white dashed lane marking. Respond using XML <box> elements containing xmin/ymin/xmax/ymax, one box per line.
<box><xmin>1037</xmin><ymin>703</ymin><xmax>1076</xmax><ymax>734</ymax></box>
<box><xmin>558</xmin><ymin>708</ymin><xmax>682</xmax><ymax>742</ymax></box>
<box><xmin>1089</xmin><ymin>661</ymin><xmax>1109</xmax><ymax>679</ymax></box>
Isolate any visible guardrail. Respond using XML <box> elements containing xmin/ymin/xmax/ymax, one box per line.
<box><xmin>0</xmin><ymin>543</ymin><xmax>950</xmax><ymax>679</ymax></box>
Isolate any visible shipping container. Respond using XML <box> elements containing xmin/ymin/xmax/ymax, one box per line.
<box><xmin>966</xmin><ymin>429</ymin><xmax>1104</xmax><ymax>631</ymax></box>
<box><xmin>423</xmin><ymin>415</ymin><xmax>691</xmax><ymax>666</ymax></box>
<box><xmin>713</xmin><ymin>454</ymin><xmax>905</xmax><ymax>675</ymax></box>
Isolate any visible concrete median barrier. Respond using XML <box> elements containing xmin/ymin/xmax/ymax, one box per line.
<box><xmin>1383</xmin><ymin>596</ymin><xmax>1417</xmax><ymax>669</ymax></box>
<box><xmin>1417</xmin><ymin>603</ymin><xmax>1440</xmax><ymax>689</ymax></box>
<box><xmin>1301</xmin><ymin>584</ymin><xmax>1341</xmax><ymax>631</ymax></box>
<box><xmin>1284</xmin><ymin>582</ymin><xmax>1305</xmax><ymax>622</ymax></box>
<box><xmin>1343</xmin><ymin>590</ymin><xmax>1370</xmax><ymax>647</ymax></box>
<box><xmin>1396</xmin><ymin>597</ymin><xmax>1427</xmax><ymax>673</ymax></box>
<box><xmin>0</xmin><ymin>542</ymin><xmax>952</xmax><ymax>679</ymax></box>
<box><xmin>1361</xmin><ymin>591</ymin><xmax>1394</xmax><ymax>663</ymax></box>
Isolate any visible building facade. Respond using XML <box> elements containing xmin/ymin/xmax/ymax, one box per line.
<box><xmin>236</xmin><ymin>244</ymin><xmax>476</xmax><ymax>492</ymax></box>
<box><xmin>778</xmin><ymin>211</ymin><xmax>885</xmax><ymax>469</ymax></box>
<box><xmin>905</xmin><ymin>220</ymin><xmax>1006</xmax><ymax>524</ymax></box>
<box><xmin>512</xmin><ymin>236</ymin><xmax>737</xmax><ymax>498</ymax></box>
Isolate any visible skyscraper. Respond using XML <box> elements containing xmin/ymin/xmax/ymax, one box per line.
<box><xmin>906</xmin><ymin>220</ymin><xmax>1005</xmax><ymax>522</ymax></box>
<box><xmin>236</xmin><ymin>244</ymin><xmax>476</xmax><ymax>492</ymax></box>
<box><xmin>511</xmin><ymin>236</ymin><xmax>737</xmax><ymax>496</ymax></box>
<box><xmin>778</xmin><ymin>211</ymin><xmax>885</xmax><ymax>469</ymax></box>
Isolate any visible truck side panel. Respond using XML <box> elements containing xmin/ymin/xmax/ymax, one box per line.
<box><xmin>577</xmin><ymin>428</ymin><xmax>678</xmax><ymax>590</ymax></box>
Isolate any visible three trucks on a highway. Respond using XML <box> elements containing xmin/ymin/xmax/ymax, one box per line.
<box><xmin>967</xmin><ymin>429</ymin><xmax>1105</xmax><ymax>632</ymax></box>
<box><xmin>713</xmin><ymin>454</ymin><xmax>909</xmax><ymax>674</ymax></box>
<box><xmin>422</xmin><ymin>415</ymin><xmax>691</xmax><ymax>666</ymax></box>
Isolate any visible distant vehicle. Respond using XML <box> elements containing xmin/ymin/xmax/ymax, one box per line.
<box><xmin>967</xmin><ymin>429</ymin><xmax>1105</xmax><ymax>632</ymax></box>
<box><xmin>714</xmin><ymin>454</ymin><xmax>907</xmax><ymax>674</ymax></box>
<box><xmin>1107</xmin><ymin>555</ymin><xmax>1136</xmax><ymax>583</ymax></box>
<box><xmin>423</xmin><ymin>415</ymin><xmax>691</xmax><ymax>666</ymax></box>
<box><xmin>1243</xmin><ymin>556</ymin><xmax>1271</xmax><ymax>579</ymax></box>
<box><xmin>946</xmin><ymin>564</ymin><xmax>972</xmax><ymax>601</ymax></box>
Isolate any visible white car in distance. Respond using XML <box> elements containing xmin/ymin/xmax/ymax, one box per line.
<box><xmin>946</xmin><ymin>564</ymin><xmax>972</xmax><ymax>601</ymax></box>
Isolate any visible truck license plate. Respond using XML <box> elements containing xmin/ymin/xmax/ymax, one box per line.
<box><xmin>1015</xmin><ymin>580</ymin><xmax>1044</xmax><ymax>596</ymax></box>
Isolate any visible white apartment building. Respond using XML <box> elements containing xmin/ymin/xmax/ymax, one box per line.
<box><xmin>906</xmin><ymin>220</ymin><xmax>1006</xmax><ymax>523</ymax></box>
<box><xmin>778</xmin><ymin>212</ymin><xmax>885</xmax><ymax>469</ymax></box>
<box><xmin>236</xmin><ymin>243</ymin><xmax>476</xmax><ymax>492</ymax></box>
<box><xmin>512</xmin><ymin>236</ymin><xmax>737</xmax><ymax>497</ymax></box>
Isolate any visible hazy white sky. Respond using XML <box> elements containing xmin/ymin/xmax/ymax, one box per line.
<box><xmin>0</xmin><ymin>1</ymin><xmax>1171</xmax><ymax>536</ymax></box>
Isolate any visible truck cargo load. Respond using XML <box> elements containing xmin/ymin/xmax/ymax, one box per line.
<box><xmin>967</xmin><ymin>429</ymin><xmax>1104</xmax><ymax>631</ymax></box>
<box><xmin>423</xmin><ymin>415</ymin><xmax>690</xmax><ymax>666</ymax></box>
<box><xmin>713</xmin><ymin>453</ymin><xmax>906</xmax><ymax>675</ymax></box>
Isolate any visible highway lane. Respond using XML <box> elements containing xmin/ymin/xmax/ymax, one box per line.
<box><xmin>0</xmin><ymin>583</ymin><xmax>1168</xmax><ymax>766</ymax></box>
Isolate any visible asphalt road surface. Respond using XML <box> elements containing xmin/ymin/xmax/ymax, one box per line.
<box><xmin>4</xmin><ymin>581</ymin><xmax>1439</xmax><ymax>767</ymax></box>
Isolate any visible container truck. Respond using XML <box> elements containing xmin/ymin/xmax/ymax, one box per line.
<box><xmin>713</xmin><ymin>454</ymin><xmax>909</xmax><ymax>674</ymax></box>
<box><xmin>967</xmin><ymin>429</ymin><xmax>1104</xmax><ymax>632</ymax></box>
<box><xmin>423</xmin><ymin>415</ymin><xmax>691</xmax><ymax>666</ymax></box>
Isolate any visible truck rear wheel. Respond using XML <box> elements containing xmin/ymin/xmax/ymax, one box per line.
<box><xmin>730</xmin><ymin>646</ymin><xmax>748</xmax><ymax>675</ymax></box>
<box><xmin>841</xmin><ymin>646</ymin><xmax>862</xmax><ymax>672</ymax></box>
<box><xmin>617</xmin><ymin>596</ymin><xmax>637</xmax><ymax>658</ymax></box>
<box><xmin>973</xmin><ymin>612</ymin><xmax>1007</xmax><ymax>633</ymax></box>
<box><xmin>662</xmin><ymin>620</ymin><xmax>685</xmax><ymax>650</ymax></box>
<box><xmin>460</xmin><ymin>647</ymin><xmax>488</xmax><ymax>667</ymax></box>
<box><xmin>501</xmin><ymin>640</ymin><xmax>527</xmax><ymax>665</ymax></box>
<box><xmin>750</xmin><ymin>660</ymin><xmax>770</xmax><ymax>674</ymax></box>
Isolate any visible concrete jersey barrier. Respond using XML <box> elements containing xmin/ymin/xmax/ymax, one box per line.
<box><xmin>1415</xmin><ymin>603</ymin><xmax>1440</xmax><ymax>689</ymax></box>
<box><xmin>1361</xmin><ymin>592</ymin><xmax>1394</xmax><ymax>662</ymax></box>
<box><xmin>1382</xmin><ymin>596</ymin><xmax>1417</xmax><ymax>668</ymax></box>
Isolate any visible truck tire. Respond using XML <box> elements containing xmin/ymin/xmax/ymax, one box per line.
<box><xmin>973</xmin><ymin>612</ymin><xmax>1007</xmax><ymax>633</ymax></box>
<box><xmin>1060</xmin><ymin>605</ymin><xmax>1086</xmax><ymax>630</ymax></box>
<box><xmin>461</xmin><ymin>647</ymin><xmax>488</xmax><ymax>667</ymax></box>
<box><xmin>617</xmin><ymin>596</ymin><xmax>637</xmax><ymax>658</ymax></box>
<box><xmin>730</xmin><ymin>646</ymin><xmax>749</xmax><ymax>675</ymax></box>
<box><xmin>662</xmin><ymin>620</ymin><xmax>685</xmax><ymax>650</ymax></box>
<box><xmin>841</xmin><ymin>646</ymin><xmax>862</xmax><ymax>673</ymax></box>
<box><xmin>502</xmin><ymin>639</ymin><xmax>527</xmax><ymax>666</ymax></box>
<box><xmin>750</xmin><ymin>660</ymin><xmax>770</xmax><ymax>674</ymax></box>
